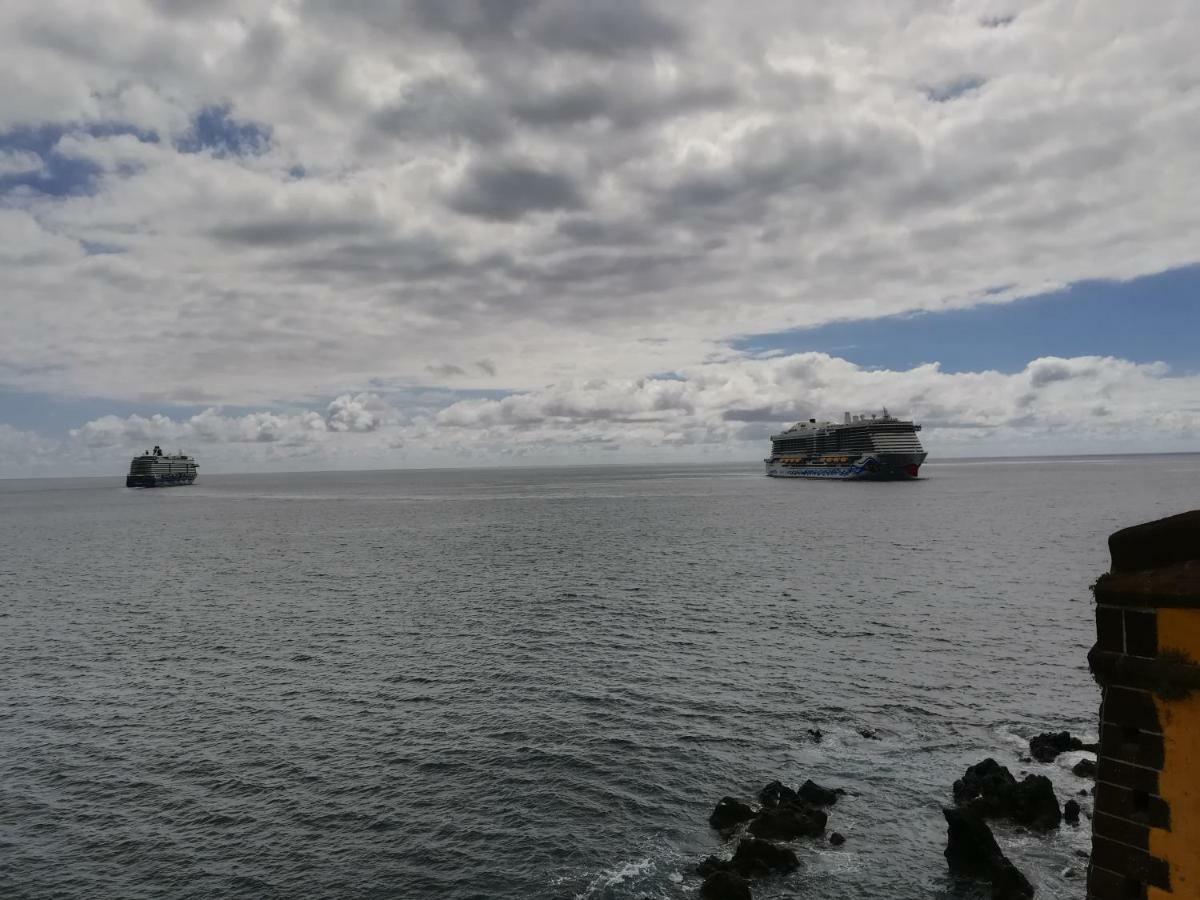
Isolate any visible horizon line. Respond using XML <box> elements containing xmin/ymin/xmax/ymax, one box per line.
<box><xmin>3</xmin><ymin>449</ymin><xmax>1199</xmax><ymax>482</ymax></box>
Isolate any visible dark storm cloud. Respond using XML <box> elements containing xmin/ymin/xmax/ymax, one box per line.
<box><xmin>447</xmin><ymin>162</ymin><xmax>584</xmax><ymax>221</ymax></box>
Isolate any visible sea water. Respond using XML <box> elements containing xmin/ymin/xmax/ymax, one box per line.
<box><xmin>3</xmin><ymin>456</ymin><xmax>1199</xmax><ymax>899</ymax></box>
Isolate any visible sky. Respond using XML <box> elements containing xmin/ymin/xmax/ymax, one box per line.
<box><xmin>1</xmin><ymin>0</ymin><xmax>1199</xmax><ymax>477</ymax></box>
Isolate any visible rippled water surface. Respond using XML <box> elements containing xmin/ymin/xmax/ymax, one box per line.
<box><xmin>4</xmin><ymin>456</ymin><xmax>1200</xmax><ymax>899</ymax></box>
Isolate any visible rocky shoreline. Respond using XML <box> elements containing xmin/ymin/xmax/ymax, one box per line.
<box><xmin>695</xmin><ymin>777</ymin><xmax>844</xmax><ymax>899</ymax></box>
<box><xmin>692</xmin><ymin>728</ymin><xmax>1096</xmax><ymax>899</ymax></box>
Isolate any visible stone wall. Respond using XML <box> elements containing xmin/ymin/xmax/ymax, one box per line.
<box><xmin>1087</xmin><ymin>510</ymin><xmax>1200</xmax><ymax>899</ymax></box>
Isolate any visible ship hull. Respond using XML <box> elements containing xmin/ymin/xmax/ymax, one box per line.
<box><xmin>125</xmin><ymin>473</ymin><xmax>197</xmax><ymax>487</ymax></box>
<box><xmin>764</xmin><ymin>453</ymin><xmax>925</xmax><ymax>480</ymax></box>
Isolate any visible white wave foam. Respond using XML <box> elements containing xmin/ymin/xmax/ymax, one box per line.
<box><xmin>573</xmin><ymin>857</ymin><xmax>654</xmax><ymax>899</ymax></box>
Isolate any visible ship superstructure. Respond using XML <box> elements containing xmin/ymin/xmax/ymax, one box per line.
<box><xmin>126</xmin><ymin>446</ymin><xmax>198</xmax><ymax>487</ymax></box>
<box><xmin>764</xmin><ymin>409</ymin><xmax>926</xmax><ymax>480</ymax></box>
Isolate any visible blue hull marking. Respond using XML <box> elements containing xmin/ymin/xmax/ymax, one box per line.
<box><xmin>770</xmin><ymin>465</ymin><xmax>867</xmax><ymax>479</ymax></box>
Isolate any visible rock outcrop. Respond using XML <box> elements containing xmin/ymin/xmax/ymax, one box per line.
<box><xmin>798</xmin><ymin>779</ymin><xmax>838</xmax><ymax>807</ymax></box>
<box><xmin>1029</xmin><ymin>731</ymin><xmax>1098</xmax><ymax>763</ymax></box>
<box><xmin>729</xmin><ymin>838</ymin><xmax>800</xmax><ymax>877</ymax></box>
<box><xmin>699</xmin><ymin>778</ymin><xmax>835</xmax><ymax>894</ymax></box>
<box><xmin>699</xmin><ymin>870</ymin><xmax>752</xmax><ymax>900</ymax></box>
<box><xmin>953</xmin><ymin>758</ymin><xmax>1062</xmax><ymax>829</ymax></box>
<box><xmin>697</xmin><ymin>837</ymin><xmax>802</xmax><ymax>880</ymax></box>
<box><xmin>757</xmin><ymin>780</ymin><xmax>798</xmax><ymax>808</ymax></box>
<box><xmin>943</xmin><ymin>807</ymin><xmax>1033</xmax><ymax>899</ymax></box>
<box><xmin>1071</xmin><ymin>758</ymin><xmax>1097</xmax><ymax>778</ymax></box>
<box><xmin>709</xmin><ymin>797</ymin><xmax>755</xmax><ymax>831</ymax></box>
<box><xmin>1063</xmin><ymin>799</ymin><xmax>1081</xmax><ymax>825</ymax></box>
<box><xmin>747</xmin><ymin>803</ymin><xmax>827</xmax><ymax>840</ymax></box>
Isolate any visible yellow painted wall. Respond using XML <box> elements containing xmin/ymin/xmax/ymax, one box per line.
<box><xmin>1147</xmin><ymin>607</ymin><xmax>1200</xmax><ymax>899</ymax></box>
<box><xmin>1159</xmin><ymin>608</ymin><xmax>1200</xmax><ymax>663</ymax></box>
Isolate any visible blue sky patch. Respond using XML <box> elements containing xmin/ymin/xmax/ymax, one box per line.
<box><xmin>925</xmin><ymin>76</ymin><xmax>987</xmax><ymax>102</ymax></box>
<box><xmin>732</xmin><ymin>264</ymin><xmax>1200</xmax><ymax>374</ymax></box>
<box><xmin>177</xmin><ymin>105</ymin><xmax>271</xmax><ymax>157</ymax></box>
<box><xmin>0</xmin><ymin>122</ymin><xmax>157</xmax><ymax>197</ymax></box>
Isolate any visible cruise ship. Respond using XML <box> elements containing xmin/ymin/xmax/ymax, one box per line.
<box><xmin>125</xmin><ymin>446</ymin><xmax>198</xmax><ymax>487</ymax></box>
<box><xmin>764</xmin><ymin>409</ymin><xmax>926</xmax><ymax>480</ymax></box>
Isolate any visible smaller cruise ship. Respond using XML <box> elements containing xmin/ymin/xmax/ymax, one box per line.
<box><xmin>126</xmin><ymin>446</ymin><xmax>198</xmax><ymax>487</ymax></box>
<box><xmin>765</xmin><ymin>409</ymin><xmax>926</xmax><ymax>480</ymax></box>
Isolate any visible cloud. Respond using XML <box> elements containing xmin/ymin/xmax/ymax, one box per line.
<box><xmin>325</xmin><ymin>392</ymin><xmax>392</xmax><ymax>432</ymax></box>
<box><xmin>924</xmin><ymin>75</ymin><xmax>987</xmax><ymax>102</ymax></box>
<box><xmin>0</xmin><ymin>148</ymin><xmax>42</xmax><ymax>176</ymax></box>
<box><xmin>447</xmin><ymin>161</ymin><xmax>584</xmax><ymax>221</ymax></box>
<box><xmin>0</xmin><ymin>423</ymin><xmax>59</xmax><ymax>474</ymax></box>
<box><xmin>531</xmin><ymin>0</ymin><xmax>683</xmax><ymax>57</ymax></box>
<box><xmin>5</xmin><ymin>352</ymin><xmax>1193</xmax><ymax>477</ymax></box>
<box><xmin>0</xmin><ymin>0</ymin><xmax>1197</xmax><ymax>420</ymax></box>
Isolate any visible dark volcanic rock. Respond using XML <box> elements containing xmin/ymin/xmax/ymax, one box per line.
<box><xmin>710</xmin><ymin>797</ymin><xmax>755</xmax><ymax>831</ymax></box>
<box><xmin>944</xmin><ymin>807</ymin><xmax>1033</xmax><ymax>898</ymax></box>
<box><xmin>1064</xmin><ymin>799</ymin><xmax>1081</xmax><ymax>825</ymax></box>
<box><xmin>758</xmin><ymin>780</ymin><xmax>798</xmax><ymax>808</ymax></box>
<box><xmin>798</xmin><ymin>779</ymin><xmax>838</xmax><ymax>806</ymax></box>
<box><xmin>991</xmin><ymin>859</ymin><xmax>1035</xmax><ymax>899</ymax></box>
<box><xmin>953</xmin><ymin>758</ymin><xmax>1016</xmax><ymax>814</ymax></box>
<box><xmin>1072</xmin><ymin>758</ymin><xmax>1097</xmax><ymax>778</ymax></box>
<box><xmin>700</xmin><ymin>870</ymin><xmax>753</xmax><ymax>900</ymax></box>
<box><xmin>954</xmin><ymin>759</ymin><xmax>1061</xmax><ymax>829</ymax></box>
<box><xmin>829</xmin><ymin>832</ymin><xmax>846</xmax><ymax>846</ymax></box>
<box><xmin>730</xmin><ymin>838</ymin><xmax>800</xmax><ymax>878</ymax></box>
<box><xmin>697</xmin><ymin>855</ymin><xmax>729</xmax><ymax>877</ymax></box>
<box><xmin>747</xmin><ymin>803</ymin><xmax>827</xmax><ymax>840</ymax></box>
<box><xmin>944</xmin><ymin>806</ymin><xmax>1005</xmax><ymax>876</ymax></box>
<box><xmin>1029</xmin><ymin>731</ymin><xmax>1084</xmax><ymax>762</ymax></box>
<box><xmin>1007</xmin><ymin>774</ymin><xmax>1062</xmax><ymax>830</ymax></box>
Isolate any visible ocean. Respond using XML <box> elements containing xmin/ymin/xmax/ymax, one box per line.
<box><xmin>3</xmin><ymin>456</ymin><xmax>1199</xmax><ymax>899</ymax></box>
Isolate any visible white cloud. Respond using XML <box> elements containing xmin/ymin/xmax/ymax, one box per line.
<box><xmin>0</xmin><ymin>1</ymin><xmax>1196</xmax><ymax>409</ymax></box>
<box><xmin>1</xmin><ymin>352</ymin><xmax>1194</xmax><ymax>477</ymax></box>
<box><xmin>0</xmin><ymin>424</ymin><xmax>60</xmax><ymax>475</ymax></box>
<box><xmin>0</xmin><ymin>149</ymin><xmax>42</xmax><ymax>176</ymax></box>
<box><xmin>325</xmin><ymin>392</ymin><xmax>393</xmax><ymax>432</ymax></box>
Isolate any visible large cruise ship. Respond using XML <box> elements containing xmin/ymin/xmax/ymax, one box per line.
<box><xmin>125</xmin><ymin>446</ymin><xmax>199</xmax><ymax>487</ymax></box>
<box><xmin>764</xmin><ymin>410</ymin><xmax>926</xmax><ymax>480</ymax></box>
